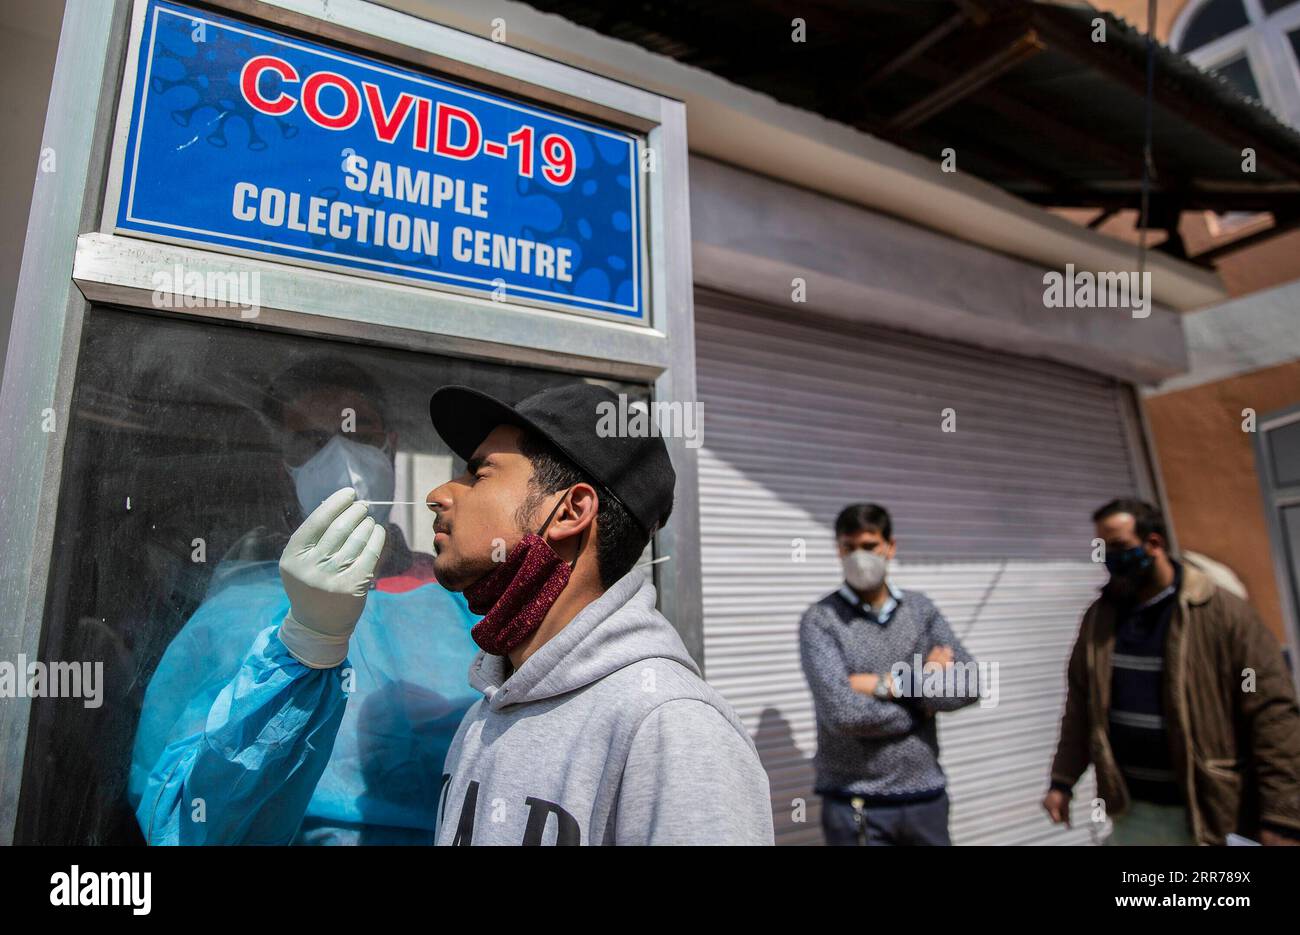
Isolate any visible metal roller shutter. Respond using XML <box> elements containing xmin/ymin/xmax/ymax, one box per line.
<box><xmin>695</xmin><ymin>295</ymin><xmax>1143</xmax><ymax>845</ymax></box>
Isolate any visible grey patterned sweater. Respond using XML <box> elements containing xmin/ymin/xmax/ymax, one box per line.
<box><xmin>799</xmin><ymin>586</ymin><xmax>979</xmax><ymax>801</ymax></box>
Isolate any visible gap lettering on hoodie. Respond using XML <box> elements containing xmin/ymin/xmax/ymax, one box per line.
<box><xmin>451</xmin><ymin>779</ymin><xmax>480</xmax><ymax>845</ymax></box>
<box><xmin>442</xmin><ymin>776</ymin><xmax>581</xmax><ymax>845</ymax></box>
<box><xmin>522</xmin><ymin>797</ymin><xmax>581</xmax><ymax>845</ymax></box>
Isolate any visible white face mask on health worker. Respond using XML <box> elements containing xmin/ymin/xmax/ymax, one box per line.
<box><xmin>285</xmin><ymin>434</ymin><xmax>396</xmax><ymax>524</ymax></box>
<box><xmin>841</xmin><ymin>548</ymin><xmax>888</xmax><ymax>592</ymax></box>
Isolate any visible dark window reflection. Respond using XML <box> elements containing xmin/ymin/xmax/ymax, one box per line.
<box><xmin>1181</xmin><ymin>0</ymin><xmax>1249</xmax><ymax>52</ymax></box>
<box><xmin>1213</xmin><ymin>55</ymin><xmax>1262</xmax><ymax>100</ymax></box>
<box><xmin>1269</xmin><ymin>419</ymin><xmax>1300</xmax><ymax>488</ymax></box>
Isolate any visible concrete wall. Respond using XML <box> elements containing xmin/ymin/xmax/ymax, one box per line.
<box><xmin>0</xmin><ymin>1</ymin><xmax>65</xmax><ymax>392</ymax></box>
<box><xmin>1155</xmin><ymin>277</ymin><xmax>1300</xmax><ymax>394</ymax></box>
<box><xmin>1147</xmin><ymin>360</ymin><xmax>1300</xmax><ymax>642</ymax></box>
<box><xmin>689</xmin><ymin>156</ymin><xmax>1188</xmax><ymax>385</ymax></box>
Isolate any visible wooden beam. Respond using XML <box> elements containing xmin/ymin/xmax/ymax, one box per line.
<box><xmin>1015</xmin><ymin>186</ymin><xmax>1300</xmax><ymax>213</ymax></box>
<box><xmin>864</xmin><ymin>10</ymin><xmax>970</xmax><ymax>90</ymax></box>
<box><xmin>855</xmin><ymin>39</ymin><xmax>1152</xmax><ymax>181</ymax></box>
<box><xmin>1088</xmin><ymin>208</ymin><xmax>1119</xmax><ymax>229</ymax></box>
<box><xmin>887</xmin><ymin>29</ymin><xmax>1046</xmax><ymax>130</ymax></box>
<box><xmin>1195</xmin><ymin>213</ymin><xmax>1300</xmax><ymax>262</ymax></box>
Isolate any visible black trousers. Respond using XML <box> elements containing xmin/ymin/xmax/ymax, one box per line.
<box><xmin>820</xmin><ymin>791</ymin><xmax>951</xmax><ymax>846</ymax></box>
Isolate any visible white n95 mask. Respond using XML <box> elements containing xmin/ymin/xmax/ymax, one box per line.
<box><xmin>285</xmin><ymin>434</ymin><xmax>396</xmax><ymax>525</ymax></box>
<box><xmin>842</xmin><ymin>549</ymin><xmax>888</xmax><ymax>592</ymax></box>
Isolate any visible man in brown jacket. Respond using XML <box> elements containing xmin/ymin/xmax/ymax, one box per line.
<box><xmin>1043</xmin><ymin>499</ymin><xmax>1300</xmax><ymax>845</ymax></box>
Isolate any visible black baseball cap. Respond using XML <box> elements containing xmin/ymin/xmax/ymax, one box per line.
<box><xmin>429</xmin><ymin>382</ymin><xmax>676</xmax><ymax>534</ymax></box>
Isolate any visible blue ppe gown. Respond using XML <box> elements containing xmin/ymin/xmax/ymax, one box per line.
<box><xmin>129</xmin><ymin>554</ymin><xmax>480</xmax><ymax>845</ymax></box>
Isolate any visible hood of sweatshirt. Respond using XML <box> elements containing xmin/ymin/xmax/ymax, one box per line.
<box><xmin>466</xmin><ymin>567</ymin><xmax>698</xmax><ymax>711</ymax></box>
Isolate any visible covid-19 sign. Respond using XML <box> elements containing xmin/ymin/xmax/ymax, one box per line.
<box><xmin>115</xmin><ymin>0</ymin><xmax>645</xmax><ymax>321</ymax></box>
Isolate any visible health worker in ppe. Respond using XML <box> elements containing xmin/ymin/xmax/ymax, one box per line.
<box><xmin>129</xmin><ymin>357</ymin><xmax>480</xmax><ymax>844</ymax></box>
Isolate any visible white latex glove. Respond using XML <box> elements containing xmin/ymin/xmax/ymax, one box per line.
<box><xmin>278</xmin><ymin>486</ymin><xmax>387</xmax><ymax>669</ymax></box>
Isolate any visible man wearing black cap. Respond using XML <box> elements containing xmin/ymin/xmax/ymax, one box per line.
<box><xmin>424</xmin><ymin>381</ymin><xmax>774</xmax><ymax>845</ymax></box>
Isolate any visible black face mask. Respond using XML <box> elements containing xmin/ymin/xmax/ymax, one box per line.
<box><xmin>1104</xmin><ymin>545</ymin><xmax>1153</xmax><ymax>581</ymax></box>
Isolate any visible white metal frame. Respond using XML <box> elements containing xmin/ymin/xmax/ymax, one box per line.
<box><xmin>1172</xmin><ymin>0</ymin><xmax>1300</xmax><ymax>127</ymax></box>
<box><xmin>1</xmin><ymin>0</ymin><xmax>701</xmax><ymax>843</ymax></box>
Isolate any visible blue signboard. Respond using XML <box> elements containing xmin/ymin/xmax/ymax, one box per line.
<box><xmin>116</xmin><ymin>0</ymin><xmax>644</xmax><ymax>320</ymax></box>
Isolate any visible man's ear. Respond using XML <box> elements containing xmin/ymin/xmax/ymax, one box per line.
<box><xmin>549</xmin><ymin>482</ymin><xmax>599</xmax><ymax>544</ymax></box>
<box><xmin>885</xmin><ymin>539</ymin><xmax>898</xmax><ymax>560</ymax></box>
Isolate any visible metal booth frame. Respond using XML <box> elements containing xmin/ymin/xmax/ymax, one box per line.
<box><xmin>0</xmin><ymin>0</ymin><xmax>700</xmax><ymax>844</ymax></box>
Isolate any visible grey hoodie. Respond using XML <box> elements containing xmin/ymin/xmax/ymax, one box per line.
<box><xmin>434</xmin><ymin>568</ymin><xmax>774</xmax><ymax>845</ymax></box>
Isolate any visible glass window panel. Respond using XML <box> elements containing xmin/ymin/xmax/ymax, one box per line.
<box><xmin>1268</xmin><ymin>418</ymin><xmax>1300</xmax><ymax>488</ymax></box>
<box><xmin>1181</xmin><ymin>0</ymin><xmax>1249</xmax><ymax>52</ymax></box>
<box><xmin>1282</xmin><ymin>506</ymin><xmax>1300</xmax><ymax>642</ymax></box>
<box><xmin>18</xmin><ymin>305</ymin><xmax>647</xmax><ymax>843</ymax></box>
<box><xmin>1212</xmin><ymin>55</ymin><xmax>1263</xmax><ymax>99</ymax></box>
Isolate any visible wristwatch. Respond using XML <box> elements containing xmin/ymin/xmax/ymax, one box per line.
<box><xmin>872</xmin><ymin>673</ymin><xmax>893</xmax><ymax>699</ymax></box>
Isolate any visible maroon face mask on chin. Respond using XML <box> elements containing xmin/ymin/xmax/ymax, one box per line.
<box><xmin>463</xmin><ymin>495</ymin><xmax>579</xmax><ymax>656</ymax></box>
